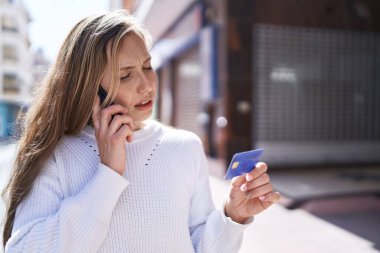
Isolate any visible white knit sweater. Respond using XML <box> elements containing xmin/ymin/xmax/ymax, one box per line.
<box><xmin>5</xmin><ymin>120</ymin><xmax>252</xmax><ymax>253</ymax></box>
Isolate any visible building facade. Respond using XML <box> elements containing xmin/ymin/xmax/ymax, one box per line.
<box><xmin>122</xmin><ymin>0</ymin><xmax>380</xmax><ymax>169</ymax></box>
<box><xmin>0</xmin><ymin>0</ymin><xmax>32</xmax><ymax>139</ymax></box>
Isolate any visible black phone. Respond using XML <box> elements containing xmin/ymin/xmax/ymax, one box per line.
<box><xmin>98</xmin><ymin>86</ymin><xmax>122</xmax><ymax>121</ymax></box>
<box><xmin>97</xmin><ymin>86</ymin><xmax>131</xmax><ymax>136</ymax></box>
<box><xmin>98</xmin><ymin>86</ymin><xmax>114</xmax><ymax>106</ymax></box>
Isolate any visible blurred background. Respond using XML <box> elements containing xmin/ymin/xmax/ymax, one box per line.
<box><xmin>1</xmin><ymin>0</ymin><xmax>380</xmax><ymax>252</ymax></box>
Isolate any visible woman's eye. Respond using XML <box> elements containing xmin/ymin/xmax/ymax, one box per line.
<box><xmin>120</xmin><ymin>73</ymin><xmax>131</xmax><ymax>80</ymax></box>
<box><xmin>143</xmin><ymin>66</ymin><xmax>153</xmax><ymax>71</ymax></box>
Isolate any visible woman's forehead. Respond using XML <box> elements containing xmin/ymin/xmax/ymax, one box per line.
<box><xmin>106</xmin><ymin>32</ymin><xmax>150</xmax><ymax>66</ymax></box>
<box><xmin>121</xmin><ymin>33</ymin><xmax>148</xmax><ymax>54</ymax></box>
<box><xmin>119</xmin><ymin>34</ymin><xmax>150</xmax><ymax>66</ymax></box>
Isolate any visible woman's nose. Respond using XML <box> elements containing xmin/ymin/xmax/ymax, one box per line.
<box><xmin>138</xmin><ymin>74</ymin><xmax>153</xmax><ymax>94</ymax></box>
<box><xmin>139</xmin><ymin>82</ymin><xmax>152</xmax><ymax>95</ymax></box>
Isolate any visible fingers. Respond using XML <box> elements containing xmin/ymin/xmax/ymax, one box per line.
<box><xmin>114</xmin><ymin>124</ymin><xmax>134</xmax><ymax>143</ymax></box>
<box><xmin>246</xmin><ymin>162</ymin><xmax>268</xmax><ymax>181</ymax></box>
<box><xmin>92</xmin><ymin>96</ymin><xmax>101</xmax><ymax>131</ymax></box>
<box><xmin>108</xmin><ymin>114</ymin><xmax>135</xmax><ymax>135</ymax></box>
<box><xmin>245</xmin><ymin>183</ymin><xmax>273</xmax><ymax>199</ymax></box>
<box><xmin>231</xmin><ymin>162</ymin><xmax>268</xmax><ymax>187</ymax></box>
<box><xmin>259</xmin><ymin>191</ymin><xmax>281</xmax><ymax>202</ymax></box>
<box><xmin>99</xmin><ymin>104</ymin><xmax>129</xmax><ymax>134</ymax></box>
<box><xmin>231</xmin><ymin>174</ymin><xmax>246</xmax><ymax>187</ymax></box>
<box><xmin>240</xmin><ymin>172</ymin><xmax>270</xmax><ymax>192</ymax></box>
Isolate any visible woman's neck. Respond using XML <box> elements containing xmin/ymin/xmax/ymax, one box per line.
<box><xmin>132</xmin><ymin>121</ymin><xmax>145</xmax><ymax>131</ymax></box>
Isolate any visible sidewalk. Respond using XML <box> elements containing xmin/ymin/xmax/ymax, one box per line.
<box><xmin>206</xmin><ymin>157</ymin><xmax>380</xmax><ymax>253</ymax></box>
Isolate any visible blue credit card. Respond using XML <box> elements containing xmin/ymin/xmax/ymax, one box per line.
<box><xmin>224</xmin><ymin>149</ymin><xmax>264</xmax><ymax>180</ymax></box>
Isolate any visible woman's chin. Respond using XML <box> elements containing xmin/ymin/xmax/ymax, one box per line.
<box><xmin>130</xmin><ymin>111</ymin><xmax>153</xmax><ymax>123</ymax></box>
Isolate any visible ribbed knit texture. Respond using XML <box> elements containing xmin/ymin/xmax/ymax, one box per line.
<box><xmin>5</xmin><ymin>120</ymin><xmax>252</xmax><ymax>253</ymax></box>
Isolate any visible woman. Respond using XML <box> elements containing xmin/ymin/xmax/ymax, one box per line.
<box><xmin>2</xmin><ymin>10</ymin><xmax>280</xmax><ymax>252</ymax></box>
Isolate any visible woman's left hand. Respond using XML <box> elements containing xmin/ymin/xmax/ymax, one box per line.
<box><xmin>224</xmin><ymin>162</ymin><xmax>281</xmax><ymax>224</ymax></box>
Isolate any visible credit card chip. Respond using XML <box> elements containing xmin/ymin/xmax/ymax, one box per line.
<box><xmin>232</xmin><ymin>161</ymin><xmax>239</xmax><ymax>169</ymax></box>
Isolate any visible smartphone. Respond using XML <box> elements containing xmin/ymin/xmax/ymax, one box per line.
<box><xmin>97</xmin><ymin>86</ymin><xmax>131</xmax><ymax>140</ymax></box>
<box><xmin>224</xmin><ymin>149</ymin><xmax>264</xmax><ymax>180</ymax></box>
<box><xmin>98</xmin><ymin>86</ymin><xmax>121</xmax><ymax>120</ymax></box>
<box><xmin>98</xmin><ymin>86</ymin><xmax>114</xmax><ymax>106</ymax></box>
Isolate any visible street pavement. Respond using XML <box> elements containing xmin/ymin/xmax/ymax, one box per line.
<box><xmin>208</xmin><ymin>170</ymin><xmax>379</xmax><ymax>253</ymax></box>
<box><xmin>0</xmin><ymin>143</ymin><xmax>379</xmax><ymax>253</ymax></box>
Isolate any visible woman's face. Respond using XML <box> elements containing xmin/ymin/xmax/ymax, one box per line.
<box><xmin>101</xmin><ymin>32</ymin><xmax>157</xmax><ymax>122</ymax></box>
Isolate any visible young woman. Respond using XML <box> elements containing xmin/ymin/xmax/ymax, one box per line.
<box><xmin>2</xmin><ymin>10</ymin><xmax>280</xmax><ymax>252</ymax></box>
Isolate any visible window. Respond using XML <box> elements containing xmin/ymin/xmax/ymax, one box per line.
<box><xmin>3</xmin><ymin>73</ymin><xmax>20</xmax><ymax>94</ymax></box>
<box><xmin>3</xmin><ymin>45</ymin><xmax>18</xmax><ymax>62</ymax></box>
<box><xmin>1</xmin><ymin>15</ymin><xmax>18</xmax><ymax>32</ymax></box>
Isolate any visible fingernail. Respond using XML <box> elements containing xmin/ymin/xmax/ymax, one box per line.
<box><xmin>259</xmin><ymin>195</ymin><xmax>266</xmax><ymax>200</ymax></box>
<box><xmin>246</xmin><ymin>174</ymin><xmax>253</xmax><ymax>181</ymax></box>
<box><xmin>240</xmin><ymin>184</ymin><xmax>247</xmax><ymax>192</ymax></box>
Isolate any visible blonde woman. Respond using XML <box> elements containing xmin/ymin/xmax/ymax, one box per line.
<box><xmin>2</xmin><ymin>10</ymin><xmax>280</xmax><ymax>252</ymax></box>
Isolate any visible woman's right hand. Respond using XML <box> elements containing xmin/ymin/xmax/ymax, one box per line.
<box><xmin>91</xmin><ymin>96</ymin><xmax>134</xmax><ymax>176</ymax></box>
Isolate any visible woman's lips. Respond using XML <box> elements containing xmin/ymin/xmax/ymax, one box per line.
<box><xmin>134</xmin><ymin>100</ymin><xmax>153</xmax><ymax>111</ymax></box>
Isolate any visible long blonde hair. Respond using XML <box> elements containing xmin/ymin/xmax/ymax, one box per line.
<box><xmin>1</xmin><ymin>10</ymin><xmax>151</xmax><ymax>247</ymax></box>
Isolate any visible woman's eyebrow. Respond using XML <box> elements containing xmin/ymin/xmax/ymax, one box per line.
<box><xmin>119</xmin><ymin>66</ymin><xmax>134</xmax><ymax>71</ymax></box>
<box><xmin>119</xmin><ymin>56</ymin><xmax>152</xmax><ymax>71</ymax></box>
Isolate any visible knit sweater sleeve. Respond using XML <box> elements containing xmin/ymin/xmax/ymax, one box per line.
<box><xmin>5</xmin><ymin>154</ymin><xmax>129</xmax><ymax>253</ymax></box>
<box><xmin>188</xmin><ymin>136</ymin><xmax>253</xmax><ymax>253</ymax></box>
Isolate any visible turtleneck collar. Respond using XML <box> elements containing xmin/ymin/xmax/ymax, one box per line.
<box><xmin>81</xmin><ymin>119</ymin><xmax>161</xmax><ymax>143</ymax></box>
